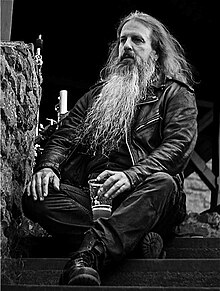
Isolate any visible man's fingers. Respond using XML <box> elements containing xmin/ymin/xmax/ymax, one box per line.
<box><xmin>111</xmin><ymin>184</ymin><xmax>127</xmax><ymax>199</ymax></box>
<box><xmin>96</xmin><ymin>170</ymin><xmax>114</xmax><ymax>182</ymax></box>
<box><xmin>103</xmin><ymin>180</ymin><xmax>124</xmax><ymax>198</ymax></box>
<box><xmin>102</xmin><ymin>173</ymin><xmax>123</xmax><ymax>190</ymax></box>
<box><xmin>35</xmin><ymin>173</ymin><xmax>45</xmax><ymax>201</ymax></box>
<box><xmin>26</xmin><ymin>168</ymin><xmax>60</xmax><ymax>202</ymax></box>
<box><xmin>41</xmin><ymin>174</ymin><xmax>50</xmax><ymax>198</ymax></box>
<box><xmin>51</xmin><ymin>174</ymin><xmax>60</xmax><ymax>191</ymax></box>
<box><xmin>31</xmin><ymin>177</ymin><xmax>38</xmax><ymax>201</ymax></box>
<box><xmin>97</xmin><ymin>171</ymin><xmax>131</xmax><ymax>199</ymax></box>
<box><xmin>26</xmin><ymin>182</ymin><xmax>31</xmax><ymax>196</ymax></box>
<box><xmin>98</xmin><ymin>174</ymin><xmax>122</xmax><ymax>197</ymax></box>
<box><xmin>42</xmin><ymin>172</ymin><xmax>59</xmax><ymax>197</ymax></box>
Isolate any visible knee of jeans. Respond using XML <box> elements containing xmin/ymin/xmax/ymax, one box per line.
<box><xmin>22</xmin><ymin>192</ymin><xmax>49</xmax><ymax>221</ymax></box>
<box><xmin>150</xmin><ymin>172</ymin><xmax>177</xmax><ymax>193</ymax></box>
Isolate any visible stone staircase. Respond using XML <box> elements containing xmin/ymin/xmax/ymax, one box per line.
<box><xmin>2</xmin><ymin>237</ymin><xmax>220</xmax><ymax>290</ymax></box>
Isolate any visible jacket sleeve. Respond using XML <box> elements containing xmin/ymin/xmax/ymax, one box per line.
<box><xmin>34</xmin><ymin>91</ymin><xmax>91</xmax><ymax>176</ymax></box>
<box><xmin>123</xmin><ymin>83</ymin><xmax>198</xmax><ymax>188</ymax></box>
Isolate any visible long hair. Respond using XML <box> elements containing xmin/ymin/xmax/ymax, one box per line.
<box><xmin>102</xmin><ymin>11</ymin><xmax>194</xmax><ymax>85</ymax></box>
<box><xmin>75</xmin><ymin>11</ymin><xmax>195</xmax><ymax>156</ymax></box>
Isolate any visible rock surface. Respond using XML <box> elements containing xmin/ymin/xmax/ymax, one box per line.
<box><xmin>175</xmin><ymin>211</ymin><xmax>220</xmax><ymax>238</ymax></box>
<box><xmin>0</xmin><ymin>41</ymin><xmax>42</xmax><ymax>257</ymax></box>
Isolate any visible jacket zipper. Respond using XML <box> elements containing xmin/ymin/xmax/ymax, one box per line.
<box><xmin>137</xmin><ymin>96</ymin><xmax>158</xmax><ymax>105</ymax></box>
<box><xmin>136</xmin><ymin>113</ymin><xmax>160</xmax><ymax>132</ymax></box>
<box><xmin>133</xmin><ymin>139</ymin><xmax>145</xmax><ymax>154</ymax></box>
<box><xmin>125</xmin><ymin>131</ymin><xmax>135</xmax><ymax>166</ymax></box>
<box><xmin>125</xmin><ymin>98</ymin><xmax>160</xmax><ymax>165</ymax></box>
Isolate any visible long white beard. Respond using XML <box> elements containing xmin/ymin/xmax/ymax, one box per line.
<box><xmin>76</xmin><ymin>58</ymin><xmax>156</xmax><ymax>156</ymax></box>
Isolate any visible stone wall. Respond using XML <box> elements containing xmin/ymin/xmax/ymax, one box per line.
<box><xmin>184</xmin><ymin>160</ymin><xmax>212</xmax><ymax>214</ymax></box>
<box><xmin>0</xmin><ymin>41</ymin><xmax>42</xmax><ymax>257</ymax></box>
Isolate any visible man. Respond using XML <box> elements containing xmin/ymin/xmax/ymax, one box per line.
<box><xmin>23</xmin><ymin>11</ymin><xmax>198</xmax><ymax>286</ymax></box>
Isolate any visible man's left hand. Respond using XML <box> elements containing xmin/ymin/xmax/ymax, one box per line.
<box><xmin>96</xmin><ymin>170</ymin><xmax>131</xmax><ymax>199</ymax></box>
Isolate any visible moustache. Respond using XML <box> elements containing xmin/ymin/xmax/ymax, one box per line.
<box><xmin>119</xmin><ymin>51</ymin><xmax>136</xmax><ymax>62</ymax></box>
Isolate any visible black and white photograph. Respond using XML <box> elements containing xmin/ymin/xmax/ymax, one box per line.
<box><xmin>1</xmin><ymin>0</ymin><xmax>219</xmax><ymax>289</ymax></box>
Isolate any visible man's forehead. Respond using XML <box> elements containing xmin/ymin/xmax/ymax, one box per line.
<box><xmin>120</xmin><ymin>20</ymin><xmax>152</xmax><ymax>39</ymax></box>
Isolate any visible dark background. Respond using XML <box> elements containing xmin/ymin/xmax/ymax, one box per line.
<box><xmin>11</xmin><ymin>0</ymin><xmax>217</xmax><ymax>125</ymax></box>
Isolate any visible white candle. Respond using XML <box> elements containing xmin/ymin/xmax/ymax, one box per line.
<box><xmin>59</xmin><ymin>90</ymin><xmax>68</xmax><ymax>114</ymax></box>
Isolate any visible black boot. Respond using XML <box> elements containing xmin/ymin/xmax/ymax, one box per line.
<box><xmin>59</xmin><ymin>229</ymin><xmax>106</xmax><ymax>286</ymax></box>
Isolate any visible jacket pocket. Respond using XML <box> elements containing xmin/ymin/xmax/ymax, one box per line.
<box><xmin>134</xmin><ymin>113</ymin><xmax>163</xmax><ymax>152</ymax></box>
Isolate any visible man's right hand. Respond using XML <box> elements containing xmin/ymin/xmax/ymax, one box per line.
<box><xmin>26</xmin><ymin>168</ymin><xmax>60</xmax><ymax>201</ymax></box>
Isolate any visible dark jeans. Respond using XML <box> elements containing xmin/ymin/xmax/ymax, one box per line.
<box><xmin>22</xmin><ymin>172</ymin><xmax>186</xmax><ymax>261</ymax></box>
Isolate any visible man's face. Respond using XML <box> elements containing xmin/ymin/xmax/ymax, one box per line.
<box><xmin>118</xmin><ymin>20</ymin><xmax>156</xmax><ymax>65</ymax></box>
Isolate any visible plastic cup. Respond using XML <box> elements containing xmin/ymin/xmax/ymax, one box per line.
<box><xmin>88</xmin><ymin>179</ymin><xmax>112</xmax><ymax>220</ymax></box>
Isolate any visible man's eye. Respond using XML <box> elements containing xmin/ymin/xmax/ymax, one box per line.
<box><xmin>133</xmin><ymin>37</ymin><xmax>144</xmax><ymax>44</ymax></box>
<box><xmin>120</xmin><ymin>38</ymin><xmax>126</xmax><ymax>44</ymax></box>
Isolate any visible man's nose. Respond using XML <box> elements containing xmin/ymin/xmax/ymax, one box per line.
<box><xmin>123</xmin><ymin>38</ymin><xmax>133</xmax><ymax>51</ymax></box>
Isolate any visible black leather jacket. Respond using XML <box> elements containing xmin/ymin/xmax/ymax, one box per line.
<box><xmin>35</xmin><ymin>77</ymin><xmax>198</xmax><ymax>189</ymax></box>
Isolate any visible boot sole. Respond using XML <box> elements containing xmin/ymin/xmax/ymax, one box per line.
<box><xmin>141</xmin><ymin>232</ymin><xmax>164</xmax><ymax>258</ymax></box>
<box><xmin>68</xmin><ymin>267</ymin><xmax>101</xmax><ymax>286</ymax></box>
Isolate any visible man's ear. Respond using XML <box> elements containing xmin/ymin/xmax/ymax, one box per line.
<box><xmin>151</xmin><ymin>50</ymin><xmax>158</xmax><ymax>61</ymax></box>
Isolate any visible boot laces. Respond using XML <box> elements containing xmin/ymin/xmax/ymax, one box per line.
<box><xmin>74</xmin><ymin>252</ymin><xmax>94</xmax><ymax>268</ymax></box>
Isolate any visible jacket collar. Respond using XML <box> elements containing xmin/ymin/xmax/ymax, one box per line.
<box><xmin>138</xmin><ymin>74</ymin><xmax>194</xmax><ymax>105</ymax></box>
<box><xmin>137</xmin><ymin>74</ymin><xmax>166</xmax><ymax>104</ymax></box>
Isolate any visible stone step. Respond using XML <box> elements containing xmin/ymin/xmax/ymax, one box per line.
<box><xmin>2</xmin><ymin>258</ymin><xmax>220</xmax><ymax>288</ymax></box>
<box><xmin>17</xmin><ymin>237</ymin><xmax>220</xmax><ymax>259</ymax></box>
<box><xmin>2</xmin><ymin>285</ymin><xmax>220</xmax><ymax>290</ymax></box>
<box><xmin>164</xmin><ymin>237</ymin><xmax>220</xmax><ymax>258</ymax></box>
